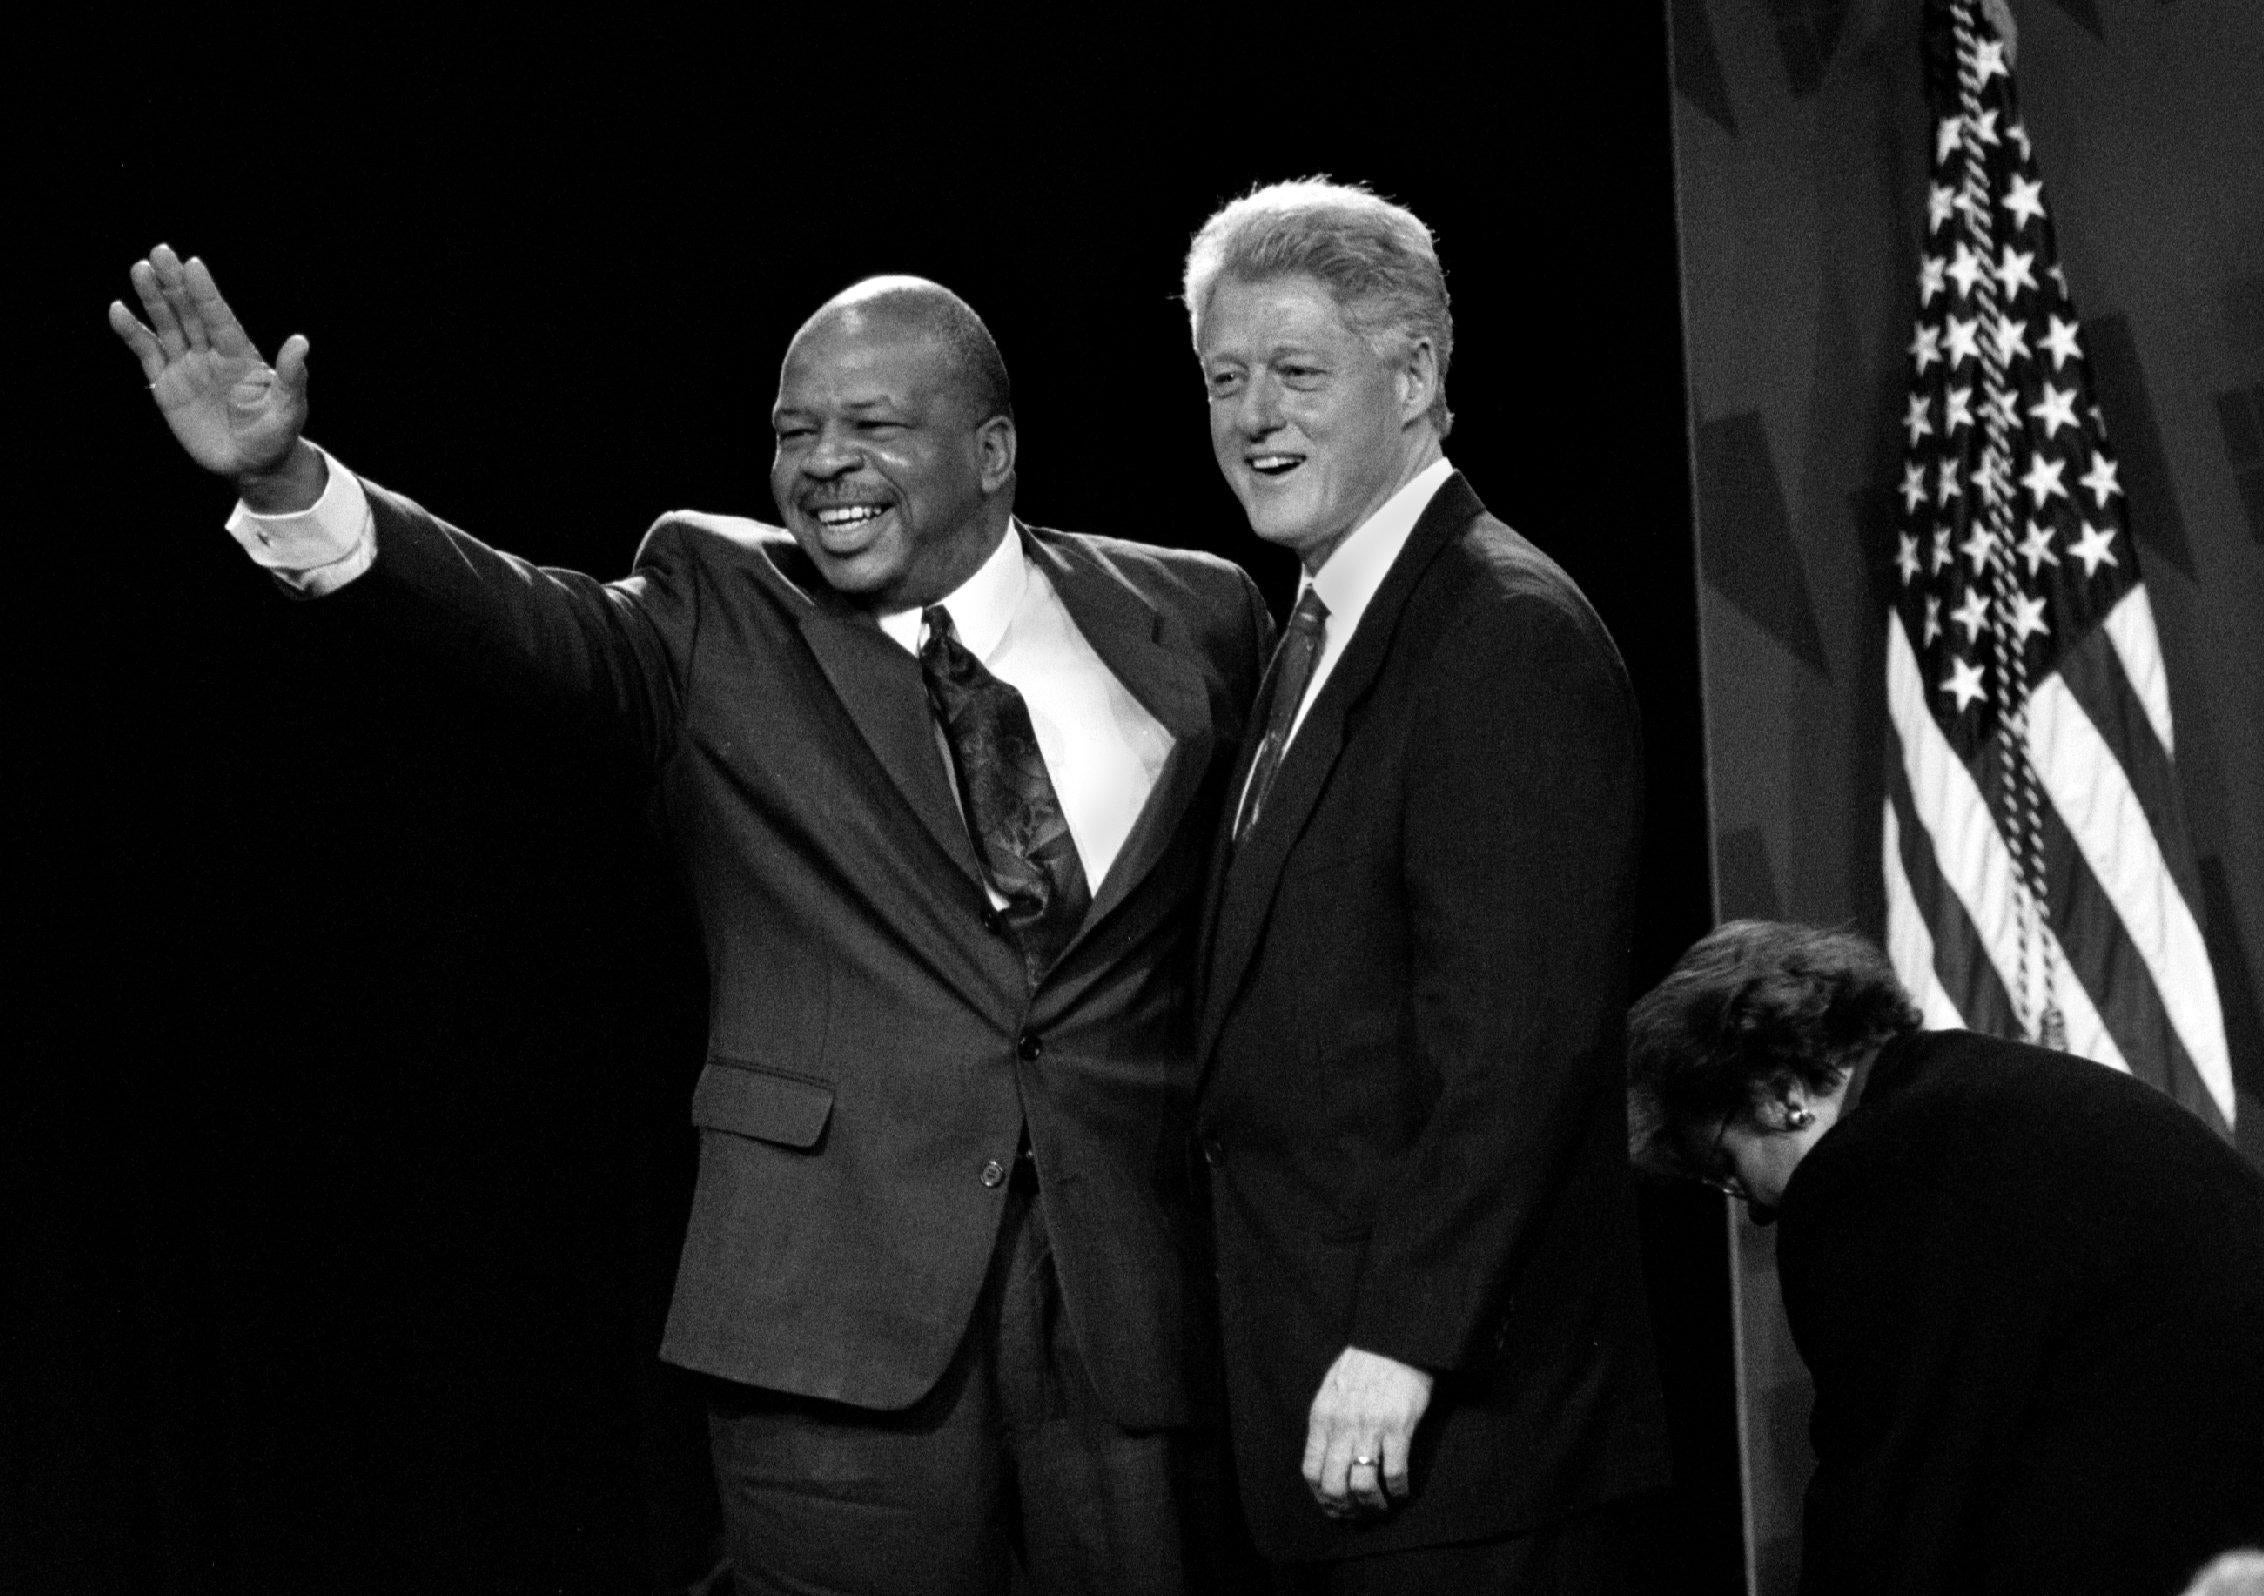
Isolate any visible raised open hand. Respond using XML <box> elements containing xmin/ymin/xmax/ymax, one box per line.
<box><xmin>110</xmin><ymin>246</ymin><xmax>311</xmax><ymax>483</ymax></box>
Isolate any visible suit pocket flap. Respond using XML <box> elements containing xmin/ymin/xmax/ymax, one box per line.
<box><xmin>690</xmin><ymin>1058</ymin><xmax>834</xmax><ymax>1149</ymax></box>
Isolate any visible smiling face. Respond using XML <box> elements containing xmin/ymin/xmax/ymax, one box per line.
<box><xmin>770</xmin><ymin>308</ymin><xmax>1013</xmax><ymax>612</ymax></box>
<box><xmin>1196</xmin><ymin>273</ymin><xmax>1439</xmax><ymax>573</ymax></box>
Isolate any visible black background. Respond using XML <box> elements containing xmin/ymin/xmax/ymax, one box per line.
<box><xmin>15</xmin><ymin>11</ymin><xmax>1735</xmax><ymax>1593</ymax></box>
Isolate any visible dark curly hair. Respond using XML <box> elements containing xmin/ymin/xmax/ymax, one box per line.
<box><xmin>1625</xmin><ymin>921</ymin><xmax>1921</xmax><ymax>1179</ymax></box>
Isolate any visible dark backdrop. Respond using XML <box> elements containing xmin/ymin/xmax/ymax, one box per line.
<box><xmin>13</xmin><ymin>12</ymin><xmax>1732</xmax><ymax>1593</ymax></box>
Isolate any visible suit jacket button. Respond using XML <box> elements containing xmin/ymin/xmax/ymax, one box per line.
<box><xmin>980</xmin><ymin>1159</ymin><xmax>1007</xmax><ymax>1188</ymax></box>
<box><xmin>1017</xmin><ymin>1031</ymin><xmax>1043</xmax><ymax>1062</ymax></box>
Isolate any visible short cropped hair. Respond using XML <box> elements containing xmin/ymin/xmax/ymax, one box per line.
<box><xmin>815</xmin><ymin>275</ymin><xmax>1014</xmax><ymax>427</ymax></box>
<box><xmin>1182</xmin><ymin>178</ymin><xmax>1455</xmax><ymax>436</ymax></box>
<box><xmin>1625</xmin><ymin>921</ymin><xmax>1922</xmax><ymax>1178</ymax></box>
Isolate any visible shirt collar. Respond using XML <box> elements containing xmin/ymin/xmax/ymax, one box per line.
<box><xmin>875</xmin><ymin>520</ymin><xmax>1026</xmax><ymax>658</ymax></box>
<box><xmin>1305</xmin><ymin>456</ymin><xmax>1456</xmax><ymax>622</ymax></box>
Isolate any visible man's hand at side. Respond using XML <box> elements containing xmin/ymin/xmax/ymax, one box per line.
<box><xmin>1302</xmin><ymin>1345</ymin><xmax>1434</xmax><ymax>1518</ymax></box>
<box><xmin>109</xmin><ymin>244</ymin><xmax>325</xmax><ymax>514</ymax></box>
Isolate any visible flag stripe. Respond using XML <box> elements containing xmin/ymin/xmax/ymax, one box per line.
<box><xmin>2055</xmin><ymin>596</ymin><xmax>2202</xmax><ymax>912</ymax></box>
<box><xmin>2035</xmin><ymin>794</ymin><xmax>2232</xmax><ymax>1133</ymax></box>
<box><xmin>2026</xmin><ymin>672</ymin><xmax>2235</xmax><ymax>1120</ymax></box>
<box><xmin>2031</xmin><ymin>770</ymin><xmax>2212</xmax><ymax>1098</ymax></box>
<box><xmin>1887</xmin><ymin>615</ymin><xmax>2130</xmax><ymax>1073</ymax></box>
<box><xmin>2101</xmin><ymin>586</ymin><xmax>2176</xmax><ymax>758</ymax></box>
<box><xmin>1886</xmin><ymin>739</ymin><xmax>2019</xmax><ymax>1036</ymax></box>
<box><xmin>1884</xmin><ymin>795</ymin><xmax>1980</xmax><ymax>1031</ymax></box>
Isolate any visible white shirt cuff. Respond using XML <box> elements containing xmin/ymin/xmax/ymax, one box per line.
<box><xmin>226</xmin><ymin>443</ymin><xmax>377</xmax><ymax>596</ymax></box>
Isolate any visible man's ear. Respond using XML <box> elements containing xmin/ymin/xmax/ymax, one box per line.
<box><xmin>1398</xmin><ymin>338</ymin><xmax>1439</xmax><ymax>425</ymax></box>
<box><xmin>977</xmin><ymin>414</ymin><xmax>1017</xmax><ymax>496</ymax></box>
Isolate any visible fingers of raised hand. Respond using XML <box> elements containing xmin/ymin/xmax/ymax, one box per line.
<box><xmin>275</xmin><ymin>334</ymin><xmax>311</xmax><ymax>403</ymax></box>
<box><xmin>129</xmin><ymin>257</ymin><xmax>188</xmax><ymax>361</ymax></box>
<box><xmin>109</xmin><ymin>299</ymin><xmax>167</xmax><ymax>383</ymax></box>
<box><xmin>149</xmin><ymin>245</ymin><xmax>210</xmax><ymax>353</ymax></box>
<box><xmin>183</xmin><ymin>256</ymin><xmax>256</xmax><ymax>358</ymax></box>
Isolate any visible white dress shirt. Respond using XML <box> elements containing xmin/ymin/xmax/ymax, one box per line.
<box><xmin>1282</xmin><ymin>455</ymin><xmax>1456</xmax><ymax>749</ymax></box>
<box><xmin>229</xmin><ymin>458</ymin><xmax>1173</xmax><ymax>894</ymax></box>
<box><xmin>875</xmin><ymin>525</ymin><xmax>1173</xmax><ymax>895</ymax></box>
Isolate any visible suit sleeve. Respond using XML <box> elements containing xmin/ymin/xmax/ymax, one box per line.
<box><xmin>1347</xmin><ymin>581</ymin><xmax>1643</xmax><ymax>1370</ymax></box>
<box><xmin>348</xmin><ymin>476</ymin><xmax>698</xmax><ymax>768</ymax></box>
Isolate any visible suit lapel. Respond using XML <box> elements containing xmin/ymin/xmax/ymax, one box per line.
<box><xmin>793</xmin><ymin>585</ymin><xmax>989</xmax><ymax>892</ymax></box>
<box><xmin>1024</xmin><ymin>526</ymin><xmax>1218</xmax><ymax>937</ymax></box>
<box><xmin>1194</xmin><ymin>472</ymin><xmax>1485</xmax><ymax>1068</ymax></box>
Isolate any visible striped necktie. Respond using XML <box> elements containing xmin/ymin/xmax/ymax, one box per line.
<box><xmin>1233</xmin><ymin>586</ymin><xmax>1330</xmax><ymax>845</ymax></box>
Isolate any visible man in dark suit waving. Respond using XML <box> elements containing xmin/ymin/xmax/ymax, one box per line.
<box><xmin>1185</xmin><ymin>182</ymin><xmax>1669</xmax><ymax>1591</ymax></box>
<box><xmin>111</xmin><ymin>251</ymin><xmax>1269</xmax><ymax>1594</ymax></box>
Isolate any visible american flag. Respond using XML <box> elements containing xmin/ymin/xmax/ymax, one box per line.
<box><xmin>1881</xmin><ymin>0</ymin><xmax>2234</xmax><ymax>1135</ymax></box>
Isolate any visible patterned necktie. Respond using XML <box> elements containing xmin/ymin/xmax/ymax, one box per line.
<box><xmin>920</xmin><ymin>605</ymin><xmax>1092</xmax><ymax>978</ymax></box>
<box><xmin>1233</xmin><ymin>586</ymin><xmax>1330</xmax><ymax>845</ymax></box>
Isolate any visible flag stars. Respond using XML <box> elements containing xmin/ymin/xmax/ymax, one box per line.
<box><xmin>2040</xmin><ymin>316</ymin><xmax>2082</xmax><ymax>369</ymax></box>
<box><xmin>2017</xmin><ymin>519</ymin><xmax>2060</xmax><ymax>574</ymax></box>
<box><xmin>2003</xmin><ymin>590</ymin><xmax>2050</xmax><ymax>644</ymax></box>
<box><xmin>1944</xmin><ymin>385</ymin><xmax>1974</xmax><ymax>433</ymax></box>
<box><xmin>2022</xmin><ymin>451</ymin><xmax>2068</xmax><ymax>507</ymax></box>
<box><xmin>1947</xmin><ymin>243</ymin><xmax>1987</xmax><ymax>298</ymax></box>
<box><xmin>2029</xmin><ymin>383</ymin><xmax>2079</xmax><ymax>439</ymax></box>
<box><xmin>2002</xmin><ymin>173</ymin><xmax>2046</xmax><ymax>229</ymax></box>
<box><xmin>2009</xmin><ymin>122</ymin><xmax>2032</xmax><ymax>161</ymax></box>
<box><xmin>1951</xmin><ymin>588</ymin><xmax>1993</xmax><ymax>643</ymax></box>
<box><xmin>1960</xmin><ymin>523</ymin><xmax>1998</xmax><ymax>574</ymax></box>
<box><xmin>1919</xmin><ymin>255</ymin><xmax>1947</xmax><ymax>305</ymax></box>
<box><xmin>1973</xmin><ymin>37</ymin><xmax>2009</xmax><ymax>83</ymax></box>
<box><xmin>1942</xmin><ymin>655</ymin><xmax>1988</xmax><ymax>713</ymax></box>
<box><xmin>1901</xmin><ymin>460</ymin><xmax>1930</xmax><ymax>511</ymax></box>
<box><xmin>1969</xmin><ymin>109</ymin><xmax>2000</xmax><ymax>147</ymax></box>
<box><xmin>1994</xmin><ymin>245</ymin><xmax>2037</xmax><ymax>300</ymax></box>
<box><xmin>1929</xmin><ymin>183</ymin><xmax>1956</xmax><ymax>233</ymax></box>
<box><xmin>1971</xmin><ymin>453</ymin><xmax>2010</xmax><ymax>505</ymax></box>
<box><xmin>1911</xmin><ymin>322</ymin><xmax>1944</xmax><ymax>374</ymax></box>
<box><xmin>1931</xmin><ymin>526</ymin><xmax>1955</xmax><ymax>573</ymax></box>
<box><xmin>2068</xmin><ymin>521</ymin><xmax>2118</xmax><ymax>576</ymax></box>
<box><xmin>1945</xmin><ymin>315</ymin><xmax>1982</xmax><ymax>366</ymax></box>
<box><xmin>1936</xmin><ymin>455</ymin><xmax>1966</xmax><ymax>504</ymax></box>
<box><xmin>1936</xmin><ymin>116</ymin><xmax>1964</xmax><ymax>164</ymax></box>
<box><xmin>1898</xmin><ymin>532</ymin><xmax>1922</xmax><ymax>583</ymax></box>
<box><xmin>1990</xmin><ymin>313</ymin><xmax>2032</xmax><ymax>364</ymax></box>
<box><xmin>1903</xmin><ymin>393</ymin><xmax>1934</xmax><ymax>446</ymax></box>
<box><xmin>2047</xmin><ymin>263</ymin><xmax>2069</xmax><ymax>298</ymax></box>
<box><xmin>2079</xmin><ymin>453</ymin><xmax>2122</xmax><ymax>506</ymax></box>
<box><xmin>1923</xmin><ymin>594</ymin><xmax>1943</xmax><ymax>645</ymax></box>
<box><xmin>1985</xmin><ymin>385</ymin><xmax>2021</xmax><ymax>430</ymax></box>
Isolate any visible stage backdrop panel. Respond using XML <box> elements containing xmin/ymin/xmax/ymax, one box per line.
<box><xmin>1665</xmin><ymin>0</ymin><xmax>2264</xmax><ymax>1589</ymax></box>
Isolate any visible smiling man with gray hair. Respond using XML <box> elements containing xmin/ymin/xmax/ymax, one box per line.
<box><xmin>1185</xmin><ymin>180</ymin><xmax>1670</xmax><ymax>1592</ymax></box>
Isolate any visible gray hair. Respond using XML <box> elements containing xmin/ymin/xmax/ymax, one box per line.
<box><xmin>1182</xmin><ymin>178</ymin><xmax>1455</xmax><ymax>436</ymax></box>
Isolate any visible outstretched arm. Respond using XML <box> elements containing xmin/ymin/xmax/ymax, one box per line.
<box><xmin>109</xmin><ymin>244</ymin><xmax>325</xmax><ymax>514</ymax></box>
<box><xmin>108</xmin><ymin>244</ymin><xmax>691</xmax><ymax>759</ymax></box>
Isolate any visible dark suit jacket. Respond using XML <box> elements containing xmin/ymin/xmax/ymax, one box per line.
<box><xmin>351</xmin><ymin>480</ymin><xmax>1269</xmax><ymax>1428</ymax></box>
<box><xmin>1779</xmin><ymin>1027</ymin><xmax>2264</xmax><ymax>1596</ymax></box>
<box><xmin>1193</xmin><ymin>473</ymin><xmax>1670</xmax><ymax>1558</ymax></box>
